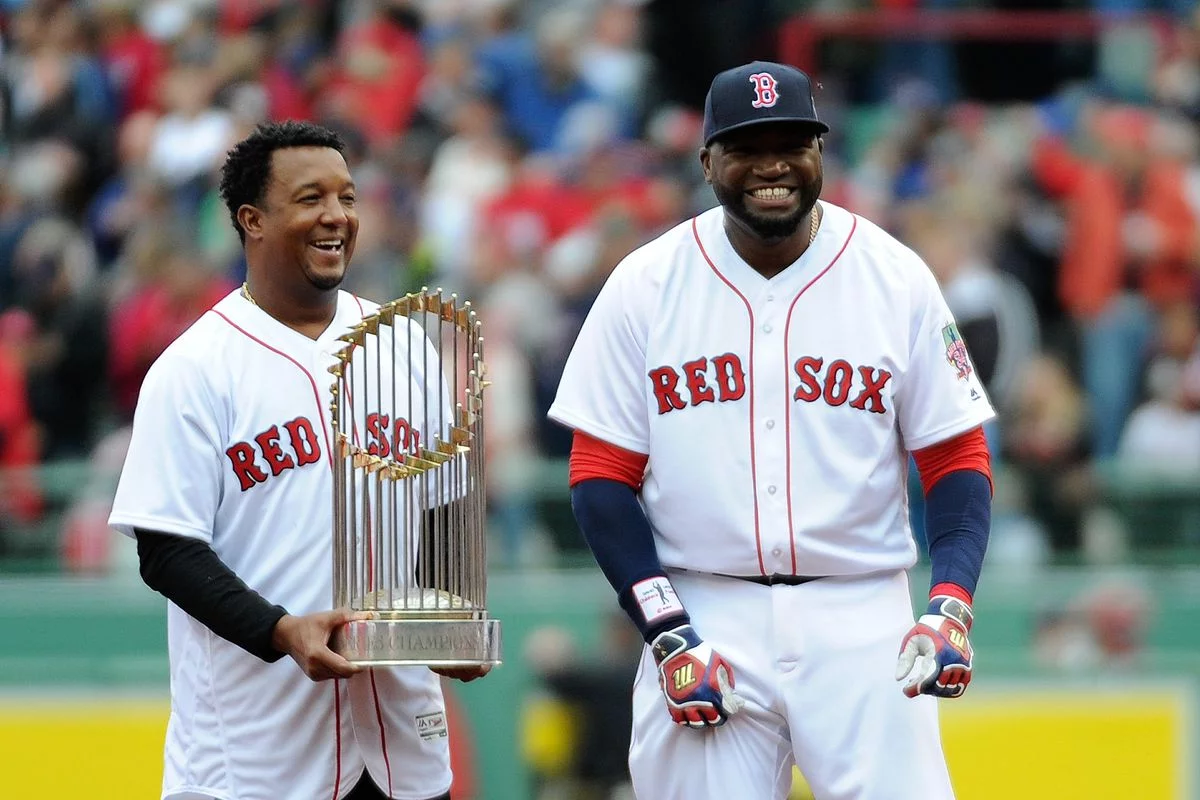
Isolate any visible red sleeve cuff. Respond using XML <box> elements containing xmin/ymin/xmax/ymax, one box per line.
<box><xmin>568</xmin><ymin>430</ymin><xmax>649</xmax><ymax>490</ymax></box>
<box><xmin>911</xmin><ymin>426</ymin><xmax>992</xmax><ymax>495</ymax></box>
<box><xmin>930</xmin><ymin>582</ymin><xmax>973</xmax><ymax>606</ymax></box>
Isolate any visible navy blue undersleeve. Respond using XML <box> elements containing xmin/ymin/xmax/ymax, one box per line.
<box><xmin>924</xmin><ymin>469</ymin><xmax>991</xmax><ymax>596</ymax></box>
<box><xmin>571</xmin><ymin>478</ymin><xmax>689</xmax><ymax>640</ymax></box>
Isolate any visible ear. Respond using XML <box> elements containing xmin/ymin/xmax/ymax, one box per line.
<box><xmin>237</xmin><ymin>204</ymin><xmax>265</xmax><ymax>241</ymax></box>
<box><xmin>699</xmin><ymin>147</ymin><xmax>712</xmax><ymax>184</ymax></box>
<box><xmin>818</xmin><ymin>137</ymin><xmax>825</xmax><ymax>153</ymax></box>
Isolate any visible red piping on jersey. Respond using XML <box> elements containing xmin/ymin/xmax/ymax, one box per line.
<box><xmin>782</xmin><ymin>213</ymin><xmax>858</xmax><ymax>573</ymax></box>
<box><xmin>332</xmin><ymin>681</ymin><xmax>343</xmax><ymax>800</ymax></box>
<box><xmin>691</xmin><ymin>216</ymin><xmax>766</xmax><ymax>576</ymax></box>
<box><xmin>211</xmin><ymin>310</ymin><xmax>333</xmax><ymax>466</ymax></box>
<box><xmin>369</xmin><ymin>671</ymin><xmax>395</xmax><ymax>794</ymax></box>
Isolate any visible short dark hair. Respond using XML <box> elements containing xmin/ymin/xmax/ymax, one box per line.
<box><xmin>218</xmin><ymin>120</ymin><xmax>347</xmax><ymax>242</ymax></box>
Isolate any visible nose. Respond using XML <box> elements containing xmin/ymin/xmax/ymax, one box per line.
<box><xmin>752</xmin><ymin>157</ymin><xmax>789</xmax><ymax>178</ymax></box>
<box><xmin>321</xmin><ymin>195</ymin><xmax>350</xmax><ymax>226</ymax></box>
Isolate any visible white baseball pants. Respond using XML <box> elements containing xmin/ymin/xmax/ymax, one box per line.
<box><xmin>629</xmin><ymin>569</ymin><xmax>955</xmax><ymax>799</ymax></box>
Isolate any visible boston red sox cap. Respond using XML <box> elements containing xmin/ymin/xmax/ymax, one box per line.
<box><xmin>702</xmin><ymin>60</ymin><xmax>830</xmax><ymax>146</ymax></box>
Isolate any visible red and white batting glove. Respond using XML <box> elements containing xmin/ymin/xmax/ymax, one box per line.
<box><xmin>650</xmin><ymin>624</ymin><xmax>745</xmax><ymax>729</ymax></box>
<box><xmin>895</xmin><ymin>594</ymin><xmax>974</xmax><ymax>699</ymax></box>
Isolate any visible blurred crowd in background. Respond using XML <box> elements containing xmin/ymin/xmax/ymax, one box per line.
<box><xmin>4</xmin><ymin>2</ymin><xmax>1199</xmax><ymax>796</ymax></box>
<box><xmin>1</xmin><ymin>0</ymin><xmax>1200</xmax><ymax>580</ymax></box>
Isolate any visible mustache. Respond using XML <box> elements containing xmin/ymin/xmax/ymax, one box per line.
<box><xmin>718</xmin><ymin>178</ymin><xmax>822</xmax><ymax>240</ymax></box>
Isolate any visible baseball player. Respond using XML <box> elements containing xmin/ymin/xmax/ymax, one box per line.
<box><xmin>108</xmin><ymin>121</ymin><xmax>487</xmax><ymax>800</ymax></box>
<box><xmin>549</xmin><ymin>61</ymin><xmax>993</xmax><ymax>798</ymax></box>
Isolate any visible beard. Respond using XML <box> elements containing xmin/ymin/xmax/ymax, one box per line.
<box><xmin>307</xmin><ymin>270</ymin><xmax>345</xmax><ymax>291</ymax></box>
<box><xmin>713</xmin><ymin>177</ymin><xmax>823</xmax><ymax>241</ymax></box>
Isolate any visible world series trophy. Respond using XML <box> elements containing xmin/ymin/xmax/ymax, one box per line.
<box><xmin>328</xmin><ymin>288</ymin><xmax>501</xmax><ymax>666</ymax></box>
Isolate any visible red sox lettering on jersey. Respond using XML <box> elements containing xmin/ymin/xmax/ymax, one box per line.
<box><xmin>224</xmin><ymin>413</ymin><xmax>422</xmax><ymax>491</ymax></box>
<box><xmin>364</xmin><ymin>412</ymin><xmax>422</xmax><ymax>458</ymax></box>
<box><xmin>648</xmin><ymin>353</ymin><xmax>893</xmax><ymax>415</ymax></box>
<box><xmin>225</xmin><ymin>416</ymin><xmax>322</xmax><ymax>491</ymax></box>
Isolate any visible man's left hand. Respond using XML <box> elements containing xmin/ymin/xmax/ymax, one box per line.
<box><xmin>431</xmin><ymin>664</ymin><xmax>493</xmax><ymax>682</ymax></box>
<box><xmin>895</xmin><ymin>595</ymin><xmax>974</xmax><ymax>698</ymax></box>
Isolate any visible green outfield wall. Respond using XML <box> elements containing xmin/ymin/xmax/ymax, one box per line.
<box><xmin>1</xmin><ymin>566</ymin><xmax>1197</xmax><ymax>799</ymax></box>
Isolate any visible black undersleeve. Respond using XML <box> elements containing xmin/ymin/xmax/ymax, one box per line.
<box><xmin>135</xmin><ymin>529</ymin><xmax>289</xmax><ymax>663</ymax></box>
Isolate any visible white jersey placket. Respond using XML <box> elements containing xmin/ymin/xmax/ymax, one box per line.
<box><xmin>749</xmin><ymin>282</ymin><xmax>792</xmax><ymax>576</ymax></box>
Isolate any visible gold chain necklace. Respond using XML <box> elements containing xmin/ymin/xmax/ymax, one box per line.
<box><xmin>809</xmin><ymin>203</ymin><xmax>819</xmax><ymax>246</ymax></box>
<box><xmin>241</xmin><ymin>282</ymin><xmax>257</xmax><ymax>306</ymax></box>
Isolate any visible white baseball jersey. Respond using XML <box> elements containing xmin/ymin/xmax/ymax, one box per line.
<box><xmin>549</xmin><ymin>201</ymin><xmax>995</xmax><ymax>578</ymax></box>
<box><xmin>109</xmin><ymin>289</ymin><xmax>454</xmax><ymax>800</ymax></box>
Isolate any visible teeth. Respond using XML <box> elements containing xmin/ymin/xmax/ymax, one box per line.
<box><xmin>751</xmin><ymin>187</ymin><xmax>790</xmax><ymax>200</ymax></box>
<box><xmin>312</xmin><ymin>240</ymin><xmax>343</xmax><ymax>249</ymax></box>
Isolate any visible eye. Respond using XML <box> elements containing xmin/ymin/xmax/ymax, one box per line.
<box><xmin>341</xmin><ymin>194</ymin><xmax>357</xmax><ymax>205</ymax></box>
<box><xmin>299</xmin><ymin>195</ymin><xmax>320</xmax><ymax>204</ymax></box>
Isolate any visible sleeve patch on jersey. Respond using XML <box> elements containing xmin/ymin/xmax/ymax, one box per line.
<box><xmin>632</xmin><ymin>576</ymin><xmax>685</xmax><ymax>624</ymax></box>
<box><xmin>941</xmin><ymin>323</ymin><xmax>974</xmax><ymax>381</ymax></box>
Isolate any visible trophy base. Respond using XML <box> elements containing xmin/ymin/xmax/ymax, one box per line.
<box><xmin>335</xmin><ymin>617</ymin><xmax>502</xmax><ymax>666</ymax></box>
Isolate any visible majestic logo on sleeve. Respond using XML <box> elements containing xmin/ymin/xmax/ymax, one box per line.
<box><xmin>942</xmin><ymin>323</ymin><xmax>973</xmax><ymax>380</ymax></box>
<box><xmin>648</xmin><ymin>353</ymin><xmax>892</xmax><ymax>415</ymax></box>
<box><xmin>749</xmin><ymin>72</ymin><xmax>780</xmax><ymax>108</ymax></box>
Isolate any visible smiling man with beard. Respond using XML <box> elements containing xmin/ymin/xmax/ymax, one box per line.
<box><xmin>549</xmin><ymin>62</ymin><xmax>995</xmax><ymax>798</ymax></box>
<box><xmin>703</xmin><ymin>121</ymin><xmax>823</xmax><ymax>265</ymax></box>
<box><xmin>109</xmin><ymin>121</ymin><xmax>487</xmax><ymax>800</ymax></box>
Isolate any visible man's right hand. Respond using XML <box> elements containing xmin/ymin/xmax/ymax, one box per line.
<box><xmin>651</xmin><ymin>624</ymin><xmax>745</xmax><ymax>729</ymax></box>
<box><xmin>271</xmin><ymin>609</ymin><xmax>374</xmax><ymax>681</ymax></box>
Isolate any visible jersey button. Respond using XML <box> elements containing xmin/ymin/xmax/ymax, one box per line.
<box><xmin>771</xmin><ymin>548</ymin><xmax>783</xmax><ymax>557</ymax></box>
<box><xmin>763</xmin><ymin>324</ymin><xmax>773</xmax><ymax>333</ymax></box>
<box><xmin>766</xmin><ymin>419</ymin><xmax>775</xmax><ymax>429</ymax></box>
<box><xmin>767</xmin><ymin>294</ymin><xmax>775</xmax><ymax>301</ymax></box>
<box><xmin>767</xmin><ymin>485</ymin><xmax>777</xmax><ymax>495</ymax></box>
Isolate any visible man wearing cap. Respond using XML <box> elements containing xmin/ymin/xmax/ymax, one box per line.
<box><xmin>548</xmin><ymin>60</ymin><xmax>993</xmax><ymax>798</ymax></box>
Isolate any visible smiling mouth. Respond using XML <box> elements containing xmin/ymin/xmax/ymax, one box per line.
<box><xmin>747</xmin><ymin>187</ymin><xmax>794</xmax><ymax>201</ymax></box>
<box><xmin>309</xmin><ymin>239</ymin><xmax>344</xmax><ymax>255</ymax></box>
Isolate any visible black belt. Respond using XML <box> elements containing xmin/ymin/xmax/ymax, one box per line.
<box><xmin>714</xmin><ymin>572</ymin><xmax>826</xmax><ymax>586</ymax></box>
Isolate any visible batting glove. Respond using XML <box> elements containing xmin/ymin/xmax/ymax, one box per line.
<box><xmin>651</xmin><ymin>624</ymin><xmax>745</xmax><ymax>728</ymax></box>
<box><xmin>895</xmin><ymin>595</ymin><xmax>974</xmax><ymax>699</ymax></box>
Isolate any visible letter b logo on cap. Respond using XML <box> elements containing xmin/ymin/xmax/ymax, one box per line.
<box><xmin>749</xmin><ymin>72</ymin><xmax>780</xmax><ymax>109</ymax></box>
